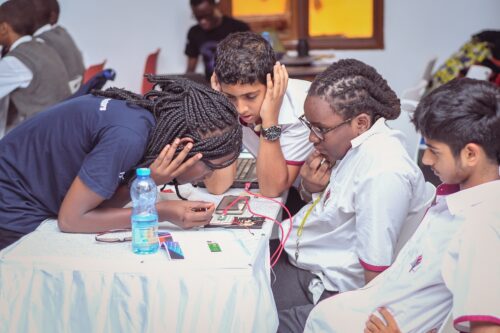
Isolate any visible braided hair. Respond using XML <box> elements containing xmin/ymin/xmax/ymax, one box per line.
<box><xmin>93</xmin><ymin>75</ymin><xmax>242</xmax><ymax>177</ymax></box>
<box><xmin>309</xmin><ymin>59</ymin><xmax>400</xmax><ymax>123</ymax></box>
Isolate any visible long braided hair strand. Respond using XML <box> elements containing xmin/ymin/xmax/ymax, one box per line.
<box><xmin>309</xmin><ymin>59</ymin><xmax>401</xmax><ymax>122</ymax></box>
<box><xmin>93</xmin><ymin>75</ymin><xmax>242</xmax><ymax>175</ymax></box>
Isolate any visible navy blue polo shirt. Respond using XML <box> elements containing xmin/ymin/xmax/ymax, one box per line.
<box><xmin>0</xmin><ymin>95</ymin><xmax>155</xmax><ymax>234</ymax></box>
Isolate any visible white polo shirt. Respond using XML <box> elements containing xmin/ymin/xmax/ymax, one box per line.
<box><xmin>242</xmin><ymin>78</ymin><xmax>313</xmax><ymax>166</ymax></box>
<box><xmin>0</xmin><ymin>35</ymin><xmax>34</xmax><ymax>100</ymax></box>
<box><xmin>441</xmin><ymin>180</ymin><xmax>500</xmax><ymax>332</ymax></box>
<box><xmin>281</xmin><ymin>118</ymin><xmax>429</xmax><ymax>294</ymax></box>
<box><xmin>0</xmin><ymin>35</ymin><xmax>34</xmax><ymax>138</ymax></box>
<box><xmin>304</xmin><ymin>180</ymin><xmax>500</xmax><ymax>333</ymax></box>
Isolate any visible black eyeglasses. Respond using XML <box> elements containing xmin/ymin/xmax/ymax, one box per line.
<box><xmin>299</xmin><ymin>115</ymin><xmax>352</xmax><ymax>141</ymax></box>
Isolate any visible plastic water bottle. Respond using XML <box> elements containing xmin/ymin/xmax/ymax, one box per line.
<box><xmin>131</xmin><ymin>168</ymin><xmax>159</xmax><ymax>254</ymax></box>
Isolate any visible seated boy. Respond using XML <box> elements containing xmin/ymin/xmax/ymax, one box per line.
<box><xmin>273</xmin><ymin>59</ymin><xmax>431</xmax><ymax>333</ymax></box>
<box><xmin>206</xmin><ymin>31</ymin><xmax>313</xmax><ymax>197</ymax></box>
<box><xmin>304</xmin><ymin>78</ymin><xmax>500</xmax><ymax>333</ymax></box>
<box><xmin>0</xmin><ymin>0</ymin><xmax>70</xmax><ymax>130</ymax></box>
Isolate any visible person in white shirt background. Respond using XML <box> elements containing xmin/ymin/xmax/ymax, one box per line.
<box><xmin>305</xmin><ymin>78</ymin><xmax>500</xmax><ymax>333</ymax></box>
<box><xmin>31</xmin><ymin>0</ymin><xmax>85</xmax><ymax>94</ymax></box>
<box><xmin>0</xmin><ymin>0</ymin><xmax>70</xmax><ymax>137</ymax></box>
<box><xmin>207</xmin><ymin>31</ymin><xmax>313</xmax><ymax>198</ymax></box>
<box><xmin>274</xmin><ymin>58</ymin><xmax>431</xmax><ymax>333</ymax></box>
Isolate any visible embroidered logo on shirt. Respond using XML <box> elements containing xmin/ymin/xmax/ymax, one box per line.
<box><xmin>409</xmin><ymin>254</ymin><xmax>423</xmax><ymax>272</ymax></box>
<box><xmin>118</xmin><ymin>172</ymin><xmax>125</xmax><ymax>181</ymax></box>
<box><xmin>99</xmin><ymin>98</ymin><xmax>111</xmax><ymax>111</ymax></box>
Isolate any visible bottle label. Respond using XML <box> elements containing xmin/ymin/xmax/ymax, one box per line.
<box><xmin>132</xmin><ymin>225</ymin><xmax>158</xmax><ymax>245</ymax></box>
<box><xmin>132</xmin><ymin>214</ymin><xmax>159</xmax><ymax>254</ymax></box>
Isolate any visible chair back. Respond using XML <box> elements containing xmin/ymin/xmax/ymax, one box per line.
<box><xmin>141</xmin><ymin>49</ymin><xmax>160</xmax><ymax>94</ymax></box>
<box><xmin>83</xmin><ymin>60</ymin><xmax>107</xmax><ymax>84</ymax></box>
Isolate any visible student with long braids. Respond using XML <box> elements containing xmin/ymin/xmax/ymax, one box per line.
<box><xmin>273</xmin><ymin>59</ymin><xmax>430</xmax><ymax>332</ymax></box>
<box><xmin>0</xmin><ymin>76</ymin><xmax>242</xmax><ymax>250</ymax></box>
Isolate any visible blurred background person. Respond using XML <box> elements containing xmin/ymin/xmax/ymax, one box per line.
<box><xmin>185</xmin><ymin>0</ymin><xmax>250</xmax><ymax>81</ymax></box>
<box><xmin>32</xmin><ymin>0</ymin><xmax>85</xmax><ymax>94</ymax></box>
<box><xmin>0</xmin><ymin>0</ymin><xmax>70</xmax><ymax>136</ymax></box>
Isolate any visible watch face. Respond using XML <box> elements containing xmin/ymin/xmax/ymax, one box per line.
<box><xmin>262</xmin><ymin>125</ymin><xmax>282</xmax><ymax>141</ymax></box>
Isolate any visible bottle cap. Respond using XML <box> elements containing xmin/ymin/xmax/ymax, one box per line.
<box><xmin>136</xmin><ymin>168</ymin><xmax>151</xmax><ymax>177</ymax></box>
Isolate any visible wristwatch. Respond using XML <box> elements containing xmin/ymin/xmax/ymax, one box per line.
<box><xmin>261</xmin><ymin>125</ymin><xmax>282</xmax><ymax>141</ymax></box>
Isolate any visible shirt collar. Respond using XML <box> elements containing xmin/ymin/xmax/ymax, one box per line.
<box><xmin>446</xmin><ymin>180</ymin><xmax>500</xmax><ymax>216</ymax></box>
<box><xmin>350</xmin><ymin>117</ymin><xmax>388</xmax><ymax>149</ymax></box>
<box><xmin>10</xmin><ymin>35</ymin><xmax>33</xmax><ymax>51</ymax></box>
<box><xmin>34</xmin><ymin>24</ymin><xmax>52</xmax><ymax>36</ymax></box>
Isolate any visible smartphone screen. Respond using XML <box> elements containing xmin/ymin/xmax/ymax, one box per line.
<box><xmin>215</xmin><ymin>195</ymin><xmax>248</xmax><ymax>215</ymax></box>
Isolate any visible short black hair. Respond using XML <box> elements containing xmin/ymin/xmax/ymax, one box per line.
<box><xmin>190</xmin><ymin>0</ymin><xmax>215</xmax><ymax>6</ymax></box>
<box><xmin>30</xmin><ymin>0</ymin><xmax>52</xmax><ymax>29</ymax></box>
<box><xmin>308</xmin><ymin>58</ymin><xmax>401</xmax><ymax>121</ymax></box>
<box><xmin>0</xmin><ymin>0</ymin><xmax>35</xmax><ymax>36</ymax></box>
<box><xmin>214</xmin><ymin>31</ymin><xmax>276</xmax><ymax>85</ymax></box>
<box><xmin>413</xmin><ymin>78</ymin><xmax>500</xmax><ymax>163</ymax></box>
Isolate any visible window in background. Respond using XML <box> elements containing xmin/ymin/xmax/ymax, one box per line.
<box><xmin>219</xmin><ymin>0</ymin><xmax>383</xmax><ymax>50</ymax></box>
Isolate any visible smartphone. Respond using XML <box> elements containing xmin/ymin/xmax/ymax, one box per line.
<box><xmin>215</xmin><ymin>195</ymin><xmax>249</xmax><ymax>215</ymax></box>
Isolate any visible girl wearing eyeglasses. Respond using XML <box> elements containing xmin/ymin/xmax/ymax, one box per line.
<box><xmin>272</xmin><ymin>59</ymin><xmax>431</xmax><ymax>332</ymax></box>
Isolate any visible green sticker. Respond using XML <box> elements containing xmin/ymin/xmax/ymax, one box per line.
<box><xmin>207</xmin><ymin>241</ymin><xmax>222</xmax><ymax>252</ymax></box>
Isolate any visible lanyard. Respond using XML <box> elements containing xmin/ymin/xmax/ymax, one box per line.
<box><xmin>295</xmin><ymin>194</ymin><xmax>323</xmax><ymax>261</ymax></box>
<box><xmin>297</xmin><ymin>195</ymin><xmax>322</xmax><ymax>237</ymax></box>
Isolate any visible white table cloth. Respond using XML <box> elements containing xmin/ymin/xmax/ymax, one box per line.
<box><xmin>0</xmin><ymin>185</ymin><xmax>282</xmax><ymax>333</ymax></box>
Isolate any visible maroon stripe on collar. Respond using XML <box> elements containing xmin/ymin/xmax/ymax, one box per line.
<box><xmin>436</xmin><ymin>183</ymin><xmax>460</xmax><ymax>196</ymax></box>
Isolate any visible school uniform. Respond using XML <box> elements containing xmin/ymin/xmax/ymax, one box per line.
<box><xmin>0</xmin><ymin>95</ymin><xmax>154</xmax><ymax>240</ymax></box>
<box><xmin>304</xmin><ymin>180</ymin><xmax>500</xmax><ymax>333</ymax></box>
<box><xmin>441</xmin><ymin>181</ymin><xmax>500</xmax><ymax>331</ymax></box>
<box><xmin>281</xmin><ymin>118</ymin><xmax>429</xmax><ymax>298</ymax></box>
<box><xmin>0</xmin><ymin>35</ymin><xmax>71</xmax><ymax>129</ymax></box>
<box><xmin>273</xmin><ymin>118</ymin><xmax>430</xmax><ymax>333</ymax></box>
<box><xmin>0</xmin><ymin>36</ymin><xmax>34</xmax><ymax>133</ymax></box>
<box><xmin>35</xmin><ymin>24</ymin><xmax>85</xmax><ymax>94</ymax></box>
<box><xmin>242</xmin><ymin>79</ymin><xmax>313</xmax><ymax>166</ymax></box>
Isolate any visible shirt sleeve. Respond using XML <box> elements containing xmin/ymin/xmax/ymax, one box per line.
<box><xmin>78</xmin><ymin>126</ymin><xmax>148</xmax><ymax>199</ymax></box>
<box><xmin>184</xmin><ymin>27</ymin><xmax>199</xmax><ymax>57</ymax></box>
<box><xmin>355</xmin><ymin>172</ymin><xmax>412</xmax><ymax>271</ymax></box>
<box><xmin>280</xmin><ymin>121</ymin><xmax>314</xmax><ymax>165</ymax></box>
<box><xmin>0</xmin><ymin>56</ymin><xmax>33</xmax><ymax>99</ymax></box>
<box><xmin>445</xmin><ymin>212</ymin><xmax>500</xmax><ymax>331</ymax></box>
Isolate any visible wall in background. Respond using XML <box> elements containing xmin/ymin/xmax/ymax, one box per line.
<box><xmin>59</xmin><ymin>0</ymin><xmax>500</xmax><ymax>95</ymax></box>
<box><xmin>59</xmin><ymin>0</ymin><xmax>499</xmax><ymax>153</ymax></box>
<box><xmin>58</xmin><ymin>0</ymin><xmax>196</xmax><ymax>93</ymax></box>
